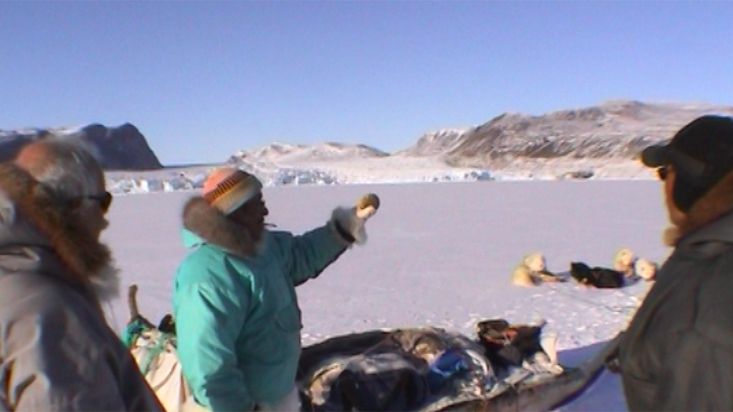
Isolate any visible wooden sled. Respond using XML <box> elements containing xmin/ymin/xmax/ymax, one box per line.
<box><xmin>125</xmin><ymin>285</ymin><xmax>622</xmax><ymax>412</ymax></box>
<box><xmin>297</xmin><ymin>328</ymin><xmax>623</xmax><ymax>412</ymax></box>
<box><xmin>434</xmin><ymin>333</ymin><xmax>622</xmax><ymax>411</ymax></box>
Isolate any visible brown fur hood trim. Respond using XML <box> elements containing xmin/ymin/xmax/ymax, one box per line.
<box><xmin>182</xmin><ymin>196</ymin><xmax>257</xmax><ymax>257</ymax></box>
<box><xmin>665</xmin><ymin>169</ymin><xmax>733</xmax><ymax>246</ymax></box>
<box><xmin>0</xmin><ymin>164</ymin><xmax>117</xmax><ymax>300</ymax></box>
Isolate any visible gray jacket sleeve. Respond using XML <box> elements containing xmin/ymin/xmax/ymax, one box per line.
<box><xmin>1</xmin><ymin>283</ymin><xmax>163</xmax><ymax>412</ymax></box>
<box><xmin>658</xmin><ymin>330</ymin><xmax>733</xmax><ymax>411</ymax></box>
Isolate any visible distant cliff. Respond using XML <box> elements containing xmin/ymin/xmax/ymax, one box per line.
<box><xmin>401</xmin><ymin>101</ymin><xmax>733</xmax><ymax>168</ymax></box>
<box><xmin>230</xmin><ymin>141</ymin><xmax>388</xmax><ymax>164</ymax></box>
<box><xmin>0</xmin><ymin>123</ymin><xmax>163</xmax><ymax>170</ymax></box>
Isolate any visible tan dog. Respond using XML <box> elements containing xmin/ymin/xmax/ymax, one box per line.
<box><xmin>635</xmin><ymin>258</ymin><xmax>658</xmax><ymax>281</ymax></box>
<box><xmin>613</xmin><ymin>248</ymin><xmax>636</xmax><ymax>278</ymax></box>
<box><xmin>512</xmin><ymin>252</ymin><xmax>560</xmax><ymax>287</ymax></box>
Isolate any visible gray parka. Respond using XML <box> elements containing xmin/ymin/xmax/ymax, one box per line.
<box><xmin>0</xmin><ymin>164</ymin><xmax>163</xmax><ymax>412</ymax></box>
<box><xmin>619</xmin><ymin>171</ymin><xmax>733</xmax><ymax>411</ymax></box>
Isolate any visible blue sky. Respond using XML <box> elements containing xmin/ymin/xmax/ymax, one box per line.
<box><xmin>2</xmin><ymin>2</ymin><xmax>732</xmax><ymax>165</ymax></box>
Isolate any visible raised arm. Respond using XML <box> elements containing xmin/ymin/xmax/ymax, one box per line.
<box><xmin>278</xmin><ymin>193</ymin><xmax>380</xmax><ymax>286</ymax></box>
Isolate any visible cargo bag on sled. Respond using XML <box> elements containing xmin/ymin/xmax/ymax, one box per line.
<box><xmin>297</xmin><ymin>320</ymin><xmax>620</xmax><ymax>412</ymax></box>
<box><xmin>122</xmin><ymin>285</ymin><xmax>193</xmax><ymax>412</ymax></box>
<box><xmin>123</xmin><ymin>284</ymin><xmax>619</xmax><ymax>412</ymax></box>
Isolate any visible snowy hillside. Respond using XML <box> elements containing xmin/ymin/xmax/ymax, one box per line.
<box><xmin>149</xmin><ymin>100</ymin><xmax>727</xmax><ymax>190</ymax></box>
<box><xmin>231</xmin><ymin>141</ymin><xmax>388</xmax><ymax>163</ymax></box>
<box><xmin>396</xmin><ymin>128</ymin><xmax>470</xmax><ymax>157</ymax></box>
<box><xmin>442</xmin><ymin>101</ymin><xmax>733</xmax><ymax>169</ymax></box>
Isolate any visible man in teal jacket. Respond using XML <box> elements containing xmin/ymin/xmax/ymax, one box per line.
<box><xmin>173</xmin><ymin>167</ymin><xmax>378</xmax><ymax>411</ymax></box>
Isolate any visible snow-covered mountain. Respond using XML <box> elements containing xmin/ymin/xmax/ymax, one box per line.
<box><xmin>245</xmin><ymin>100</ymin><xmax>732</xmax><ymax>184</ymax></box>
<box><xmin>440</xmin><ymin>101</ymin><xmax>733</xmax><ymax>168</ymax></box>
<box><xmin>231</xmin><ymin>141</ymin><xmax>388</xmax><ymax>164</ymax></box>
<box><xmin>0</xmin><ymin>123</ymin><xmax>162</xmax><ymax>170</ymax></box>
<box><xmin>6</xmin><ymin>100</ymin><xmax>733</xmax><ymax>194</ymax></box>
<box><xmin>396</xmin><ymin>128</ymin><xmax>470</xmax><ymax>157</ymax></box>
<box><xmin>217</xmin><ymin>100</ymin><xmax>733</xmax><ymax>186</ymax></box>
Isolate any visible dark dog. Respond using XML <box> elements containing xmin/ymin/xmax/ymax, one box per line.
<box><xmin>475</xmin><ymin>319</ymin><xmax>544</xmax><ymax>370</ymax></box>
<box><xmin>570</xmin><ymin>262</ymin><xmax>624</xmax><ymax>288</ymax></box>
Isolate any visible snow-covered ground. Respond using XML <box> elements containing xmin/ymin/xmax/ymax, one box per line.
<box><xmin>102</xmin><ymin>180</ymin><xmax>670</xmax><ymax>411</ymax></box>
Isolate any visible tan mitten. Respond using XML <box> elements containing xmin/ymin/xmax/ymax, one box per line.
<box><xmin>331</xmin><ymin>193</ymin><xmax>380</xmax><ymax>245</ymax></box>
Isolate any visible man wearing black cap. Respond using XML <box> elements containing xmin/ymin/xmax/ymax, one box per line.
<box><xmin>617</xmin><ymin>115</ymin><xmax>733</xmax><ymax>411</ymax></box>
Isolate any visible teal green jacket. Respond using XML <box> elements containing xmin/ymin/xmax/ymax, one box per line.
<box><xmin>173</xmin><ymin>226</ymin><xmax>347</xmax><ymax>412</ymax></box>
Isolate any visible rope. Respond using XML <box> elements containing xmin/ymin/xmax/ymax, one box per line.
<box><xmin>139</xmin><ymin>333</ymin><xmax>175</xmax><ymax>375</ymax></box>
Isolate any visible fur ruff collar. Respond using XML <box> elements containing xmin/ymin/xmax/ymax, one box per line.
<box><xmin>665</xmin><ymin>169</ymin><xmax>733</xmax><ymax>247</ymax></box>
<box><xmin>182</xmin><ymin>196</ymin><xmax>257</xmax><ymax>257</ymax></box>
<box><xmin>0</xmin><ymin>164</ymin><xmax>119</xmax><ymax>301</ymax></box>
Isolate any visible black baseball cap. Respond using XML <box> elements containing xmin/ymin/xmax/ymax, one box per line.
<box><xmin>641</xmin><ymin>115</ymin><xmax>733</xmax><ymax>211</ymax></box>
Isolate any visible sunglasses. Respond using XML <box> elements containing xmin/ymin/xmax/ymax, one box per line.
<box><xmin>71</xmin><ymin>191</ymin><xmax>113</xmax><ymax>213</ymax></box>
<box><xmin>656</xmin><ymin>166</ymin><xmax>668</xmax><ymax>181</ymax></box>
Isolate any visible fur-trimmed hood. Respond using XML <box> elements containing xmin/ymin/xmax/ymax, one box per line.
<box><xmin>0</xmin><ymin>164</ymin><xmax>118</xmax><ymax>302</ymax></box>
<box><xmin>665</xmin><ymin>169</ymin><xmax>733</xmax><ymax>247</ymax></box>
<box><xmin>182</xmin><ymin>196</ymin><xmax>257</xmax><ymax>256</ymax></box>
<box><xmin>181</xmin><ymin>194</ymin><xmax>370</xmax><ymax>256</ymax></box>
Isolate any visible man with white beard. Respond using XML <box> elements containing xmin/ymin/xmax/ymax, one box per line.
<box><xmin>0</xmin><ymin>139</ymin><xmax>163</xmax><ymax>411</ymax></box>
<box><xmin>174</xmin><ymin>167</ymin><xmax>379</xmax><ymax>411</ymax></box>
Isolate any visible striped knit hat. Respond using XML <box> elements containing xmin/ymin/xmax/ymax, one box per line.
<box><xmin>202</xmin><ymin>168</ymin><xmax>262</xmax><ymax>215</ymax></box>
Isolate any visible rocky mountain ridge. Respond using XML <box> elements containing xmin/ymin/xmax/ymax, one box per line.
<box><xmin>431</xmin><ymin>101</ymin><xmax>733</xmax><ymax>168</ymax></box>
<box><xmin>0</xmin><ymin>123</ymin><xmax>162</xmax><ymax>170</ymax></box>
<box><xmin>4</xmin><ymin>100</ymin><xmax>733</xmax><ymax>185</ymax></box>
<box><xmin>230</xmin><ymin>141</ymin><xmax>388</xmax><ymax>164</ymax></box>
